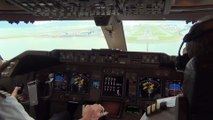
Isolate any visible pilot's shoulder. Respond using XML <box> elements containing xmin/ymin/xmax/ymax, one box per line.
<box><xmin>146</xmin><ymin>96</ymin><xmax>177</xmax><ymax>116</ymax></box>
<box><xmin>0</xmin><ymin>90</ymin><xmax>11</xmax><ymax>98</ymax></box>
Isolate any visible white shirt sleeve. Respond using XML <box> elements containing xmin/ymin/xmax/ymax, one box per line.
<box><xmin>0</xmin><ymin>96</ymin><xmax>34</xmax><ymax>120</ymax></box>
<box><xmin>140</xmin><ymin>113</ymin><xmax>148</xmax><ymax>120</ymax></box>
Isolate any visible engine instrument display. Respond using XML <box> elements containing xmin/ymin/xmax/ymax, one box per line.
<box><xmin>102</xmin><ymin>76</ymin><xmax>123</xmax><ymax>97</ymax></box>
<box><xmin>137</xmin><ymin>77</ymin><xmax>161</xmax><ymax>99</ymax></box>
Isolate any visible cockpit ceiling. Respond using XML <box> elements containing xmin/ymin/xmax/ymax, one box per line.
<box><xmin>0</xmin><ymin>0</ymin><xmax>213</xmax><ymax>21</ymax></box>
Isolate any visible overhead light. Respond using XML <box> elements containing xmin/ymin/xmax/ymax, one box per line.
<box><xmin>22</xmin><ymin>2</ymin><xmax>28</xmax><ymax>6</ymax></box>
<box><xmin>39</xmin><ymin>3</ymin><xmax>45</xmax><ymax>6</ymax></box>
<box><xmin>47</xmin><ymin>2</ymin><xmax>54</xmax><ymax>6</ymax></box>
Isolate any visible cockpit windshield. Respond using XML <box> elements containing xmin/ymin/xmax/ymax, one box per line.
<box><xmin>124</xmin><ymin>20</ymin><xmax>192</xmax><ymax>55</ymax></box>
<box><xmin>0</xmin><ymin>20</ymin><xmax>192</xmax><ymax>60</ymax></box>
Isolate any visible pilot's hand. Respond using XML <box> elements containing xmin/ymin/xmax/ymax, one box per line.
<box><xmin>11</xmin><ymin>87</ymin><xmax>21</xmax><ymax>97</ymax></box>
<box><xmin>11</xmin><ymin>87</ymin><xmax>24</xmax><ymax>101</ymax></box>
<box><xmin>81</xmin><ymin>104</ymin><xmax>108</xmax><ymax>120</ymax></box>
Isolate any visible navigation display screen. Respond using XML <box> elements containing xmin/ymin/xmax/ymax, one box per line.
<box><xmin>69</xmin><ymin>73</ymin><xmax>90</xmax><ymax>94</ymax></box>
<box><xmin>137</xmin><ymin>77</ymin><xmax>162</xmax><ymax>99</ymax></box>
<box><xmin>165</xmin><ymin>80</ymin><xmax>182</xmax><ymax>96</ymax></box>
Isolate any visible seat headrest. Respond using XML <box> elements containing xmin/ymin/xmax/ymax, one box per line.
<box><xmin>183</xmin><ymin>54</ymin><xmax>213</xmax><ymax>120</ymax></box>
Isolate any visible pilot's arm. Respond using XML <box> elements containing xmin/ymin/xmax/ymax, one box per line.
<box><xmin>0</xmin><ymin>87</ymin><xmax>34</xmax><ymax>120</ymax></box>
<box><xmin>140</xmin><ymin>96</ymin><xmax>177</xmax><ymax>120</ymax></box>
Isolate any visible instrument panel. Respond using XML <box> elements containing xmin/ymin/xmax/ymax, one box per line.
<box><xmin>0</xmin><ymin>49</ymin><xmax>183</xmax><ymax>120</ymax></box>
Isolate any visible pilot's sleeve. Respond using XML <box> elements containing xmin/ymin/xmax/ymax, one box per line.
<box><xmin>141</xmin><ymin>113</ymin><xmax>148</xmax><ymax>120</ymax></box>
<box><xmin>0</xmin><ymin>90</ymin><xmax>34</xmax><ymax>120</ymax></box>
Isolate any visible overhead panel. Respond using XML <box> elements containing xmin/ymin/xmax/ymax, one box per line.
<box><xmin>6</xmin><ymin>0</ymin><xmax>169</xmax><ymax>19</ymax></box>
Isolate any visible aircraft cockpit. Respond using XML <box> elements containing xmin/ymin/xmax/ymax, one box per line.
<box><xmin>0</xmin><ymin>49</ymin><xmax>183</xmax><ymax>120</ymax></box>
<box><xmin>0</xmin><ymin>0</ymin><xmax>213</xmax><ymax>120</ymax></box>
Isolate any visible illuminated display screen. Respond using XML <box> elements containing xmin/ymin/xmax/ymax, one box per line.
<box><xmin>93</xmin><ymin>80</ymin><xmax>100</xmax><ymax>89</ymax></box>
<box><xmin>102</xmin><ymin>76</ymin><xmax>123</xmax><ymax>97</ymax></box>
<box><xmin>55</xmin><ymin>74</ymin><xmax>64</xmax><ymax>81</ymax></box>
<box><xmin>138</xmin><ymin>77</ymin><xmax>161</xmax><ymax>99</ymax></box>
<box><xmin>101</xmin><ymin>101</ymin><xmax>123</xmax><ymax>118</ymax></box>
<box><xmin>165</xmin><ymin>80</ymin><xmax>182</xmax><ymax>96</ymax></box>
<box><xmin>54</xmin><ymin>73</ymin><xmax>68</xmax><ymax>91</ymax></box>
<box><xmin>69</xmin><ymin>73</ymin><xmax>90</xmax><ymax>93</ymax></box>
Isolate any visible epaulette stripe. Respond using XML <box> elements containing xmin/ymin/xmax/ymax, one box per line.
<box><xmin>146</xmin><ymin>102</ymin><xmax>167</xmax><ymax>116</ymax></box>
<box><xmin>151</xmin><ymin>104</ymin><xmax>155</xmax><ymax>112</ymax></box>
<box><xmin>156</xmin><ymin>103</ymin><xmax>160</xmax><ymax>109</ymax></box>
<box><xmin>147</xmin><ymin>105</ymin><xmax>151</xmax><ymax>115</ymax></box>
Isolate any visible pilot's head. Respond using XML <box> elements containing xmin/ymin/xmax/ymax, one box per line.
<box><xmin>176</xmin><ymin>17</ymin><xmax>213</xmax><ymax>71</ymax></box>
<box><xmin>182</xmin><ymin>18</ymin><xmax>213</xmax><ymax>119</ymax></box>
<box><xmin>184</xmin><ymin>17</ymin><xmax>213</xmax><ymax>58</ymax></box>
